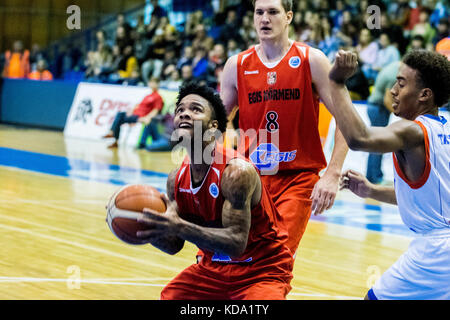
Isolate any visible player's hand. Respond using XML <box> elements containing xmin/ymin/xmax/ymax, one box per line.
<box><xmin>310</xmin><ymin>171</ymin><xmax>339</xmax><ymax>215</ymax></box>
<box><xmin>136</xmin><ymin>201</ymin><xmax>181</xmax><ymax>239</ymax></box>
<box><xmin>339</xmin><ymin>169</ymin><xmax>373</xmax><ymax>199</ymax></box>
<box><xmin>329</xmin><ymin>50</ymin><xmax>358</xmax><ymax>84</ymax></box>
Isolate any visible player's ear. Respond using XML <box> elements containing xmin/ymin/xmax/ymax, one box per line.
<box><xmin>418</xmin><ymin>88</ymin><xmax>433</xmax><ymax>103</ymax></box>
<box><xmin>286</xmin><ymin>10</ymin><xmax>293</xmax><ymax>24</ymax></box>
<box><xmin>209</xmin><ymin>120</ymin><xmax>219</xmax><ymax>129</ymax></box>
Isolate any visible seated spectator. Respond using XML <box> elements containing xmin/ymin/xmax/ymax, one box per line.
<box><xmin>160</xmin><ymin>68</ymin><xmax>182</xmax><ymax>91</ymax></box>
<box><xmin>150</xmin><ymin>0</ymin><xmax>168</xmax><ymax>19</ymax></box>
<box><xmin>406</xmin><ymin>34</ymin><xmax>426</xmax><ymax>52</ymax></box>
<box><xmin>362</xmin><ymin>33</ymin><xmax>400</xmax><ymax>82</ymax></box>
<box><xmin>159</xmin><ymin>46</ymin><xmax>178</xmax><ymax>81</ymax></box>
<box><xmin>432</xmin><ymin>18</ymin><xmax>450</xmax><ymax>46</ymax></box>
<box><xmin>102</xmin><ymin>77</ymin><xmax>164</xmax><ymax>149</ymax></box>
<box><xmin>85</xmin><ymin>43</ymin><xmax>114</xmax><ymax>83</ymax></box>
<box><xmin>180</xmin><ymin>64</ymin><xmax>194</xmax><ymax>85</ymax></box>
<box><xmin>192</xmin><ymin>46</ymin><xmax>209</xmax><ymax>80</ymax></box>
<box><xmin>410</xmin><ymin>8</ymin><xmax>437</xmax><ymax>50</ymax></box>
<box><xmin>176</xmin><ymin>46</ymin><xmax>194</xmax><ymax>70</ymax></box>
<box><xmin>2</xmin><ymin>40</ymin><xmax>30</xmax><ymax>79</ymax></box>
<box><xmin>141</xmin><ymin>29</ymin><xmax>166</xmax><ymax>82</ymax></box>
<box><xmin>28</xmin><ymin>59</ymin><xmax>53</xmax><ymax>81</ymax></box>
<box><xmin>226</xmin><ymin>39</ymin><xmax>241</xmax><ymax>57</ymax></box>
<box><xmin>356</xmin><ymin>28</ymin><xmax>379</xmax><ymax>69</ymax></box>
<box><xmin>29</xmin><ymin>43</ymin><xmax>47</xmax><ymax>73</ymax></box>
<box><xmin>115</xmin><ymin>45</ymin><xmax>138</xmax><ymax>82</ymax></box>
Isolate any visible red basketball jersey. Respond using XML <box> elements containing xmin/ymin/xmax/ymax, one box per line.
<box><xmin>173</xmin><ymin>144</ymin><xmax>293</xmax><ymax>276</ymax></box>
<box><xmin>236</xmin><ymin>42</ymin><xmax>327</xmax><ymax>173</ymax></box>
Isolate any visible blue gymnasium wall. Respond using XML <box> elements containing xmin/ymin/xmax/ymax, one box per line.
<box><xmin>0</xmin><ymin>79</ymin><xmax>78</xmax><ymax>130</ymax></box>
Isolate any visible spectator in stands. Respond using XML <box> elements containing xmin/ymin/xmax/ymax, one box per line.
<box><xmin>102</xmin><ymin>77</ymin><xmax>164</xmax><ymax>149</ymax></box>
<box><xmin>365</xmin><ymin>60</ymin><xmax>400</xmax><ymax>184</ymax></box>
<box><xmin>206</xmin><ymin>43</ymin><xmax>226</xmax><ymax>89</ymax></box>
<box><xmin>373</xmin><ymin>12</ymin><xmax>407</xmax><ymax>54</ymax></box>
<box><xmin>217</xmin><ymin>9</ymin><xmax>242</xmax><ymax>46</ymax></box>
<box><xmin>180</xmin><ymin>64</ymin><xmax>194</xmax><ymax>85</ymax></box>
<box><xmin>192</xmin><ymin>46</ymin><xmax>209</xmax><ymax>80</ymax></box>
<box><xmin>410</xmin><ymin>8</ymin><xmax>437</xmax><ymax>50</ymax></box>
<box><xmin>2</xmin><ymin>40</ymin><xmax>30</xmax><ymax>79</ymax></box>
<box><xmin>116</xmin><ymin>13</ymin><xmax>132</xmax><ymax>35</ymax></box>
<box><xmin>141</xmin><ymin>29</ymin><xmax>166</xmax><ymax>82</ymax></box>
<box><xmin>28</xmin><ymin>58</ymin><xmax>53</xmax><ymax>81</ymax></box>
<box><xmin>160</xmin><ymin>67</ymin><xmax>182</xmax><ymax>91</ymax></box>
<box><xmin>115</xmin><ymin>26</ymin><xmax>134</xmax><ymax>55</ymax></box>
<box><xmin>433</xmin><ymin>18</ymin><xmax>450</xmax><ymax>46</ymax></box>
<box><xmin>29</xmin><ymin>43</ymin><xmax>47</xmax><ymax>73</ymax></box>
<box><xmin>117</xmin><ymin>45</ymin><xmax>138</xmax><ymax>82</ymax></box>
<box><xmin>150</xmin><ymin>0</ymin><xmax>168</xmax><ymax>19</ymax></box>
<box><xmin>176</xmin><ymin>46</ymin><xmax>194</xmax><ymax>71</ymax></box>
<box><xmin>226</xmin><ymin>39</ymin><xmax>241</xmax><ymax>57</ymax></box>
<box><xmin>406</xmin><ymin>34</ymin><xmax>426</xmax><ymax>52</ymax></box>
<box><xmin>160</xmin><ymin>46</ymin><xmax>178</xmax><ymax>81</ymax></box>
<box><xmin>85</xmin><ymin>43</ymin><xmax>113</xmax><ymax>83</ymax></box>
<box><xmin>363</xmin><ymin>33</ymin><xmax>400</xmax><ymax>83</ymax></box>
<box><xmin>356</xmin><ymin>28</ymin><xmax>379</xmax><ymax>71</ymax></box>
<box><xmin>239</xmin><ymin>13</ymin><xmax>257</xmax><ymax>48</ymax></box>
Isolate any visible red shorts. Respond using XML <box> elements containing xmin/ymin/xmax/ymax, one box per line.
<box><xmin>261</xmin><ymin>170</ymin><xmax>319</xmax><ymax>255</ymax></box>
<box><xmin>160</xmin><ymin>262</ymin><xmax>292</xmax><ymax>300</ymax></box>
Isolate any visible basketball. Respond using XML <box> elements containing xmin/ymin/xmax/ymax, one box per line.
<box><xmin>106</xmin><ymin>184</ymin><xmax>166</xmax><ymax>245</ymax></box>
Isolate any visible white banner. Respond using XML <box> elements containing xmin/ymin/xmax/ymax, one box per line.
<box><xmin>63</xmin><ymin>82</ymin><xmax>151</xmax><ymax>146</ymax></box>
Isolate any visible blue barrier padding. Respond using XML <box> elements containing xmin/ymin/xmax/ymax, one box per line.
<box><xmin>0</xmin><ymin>79</ymin><xmax>78</xmax><ymax>130</ymax></box>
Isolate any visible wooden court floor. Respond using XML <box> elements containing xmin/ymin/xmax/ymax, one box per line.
<box><xmin>0</xmin><ymin>125</ymin><xmax>412</xmax><ymax>300</ymax></box>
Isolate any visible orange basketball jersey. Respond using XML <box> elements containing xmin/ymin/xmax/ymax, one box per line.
<box><xmin>173</xmin><ymin>144</ymin><xmax>293</xmax><ymax>277</ymax></box>
<box><xmin>236</xmin><ymin>42</ymin><xmax>327</xmax><ymax>174</ymax></box>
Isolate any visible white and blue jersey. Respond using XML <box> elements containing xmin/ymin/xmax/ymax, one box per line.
<box><xmin>371</xmin><ymin>114</ymin><xmax>450</xmax><ymax>300</ymax></box>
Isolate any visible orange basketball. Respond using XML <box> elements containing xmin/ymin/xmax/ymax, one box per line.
<box><xmin>106</xmin><ymin>184</ymin><xmax>166</xmax><ymax>245</ymax></box>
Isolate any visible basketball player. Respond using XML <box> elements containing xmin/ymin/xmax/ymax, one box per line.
<box><xmin>220</xmin><ymin>0</ymin><xmax>349</xmax><ymax>255</ymax></box>
<box><xmin>329</xmin><ymin>49</ymin><xmax>450</xmax><ymax>300</ymax></box>
<box><xmin>136</xmin><ymin>82</ymin><xmax>294</xmax><ymax>300</ymax></box>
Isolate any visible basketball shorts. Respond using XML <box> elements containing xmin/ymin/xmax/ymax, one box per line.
<box><xmin>160</xmin><ymin>263</ymin><xmax>292</xmax><ymax>300</ymax></box>
<box><xmin>261</xmin><ymin>171</ymin><xmax>319</xmax><ymax>255</ymax></box>
<box><xmin>371</xmin><ymin>229</ymin><xmax>450</xmax><ymax>300</ymax></box>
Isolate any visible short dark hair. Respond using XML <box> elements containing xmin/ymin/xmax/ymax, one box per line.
<box><xmin>176</xmin><ymin>82</ymin><xmax>228</xmax><ymax>133</ymax></box>
<box><xmin>252</xmin><ymin>0</ymin><xmax>293</xmax><ymax>13</ymax></box>
<box><xmin>403</xmin><ymin>50</ymin><xmax>450</xmax><ymax>108</ymax></box>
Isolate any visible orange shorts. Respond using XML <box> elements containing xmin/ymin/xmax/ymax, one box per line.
<box><xmin>160</xmin><ymin>263</ymin><xmax>292</xmax><ymax>300</ymax></box>
<box><xmin>261</xmin><ymin>170</ymin><xmax>319</xmax><ymax>255</ymax></box>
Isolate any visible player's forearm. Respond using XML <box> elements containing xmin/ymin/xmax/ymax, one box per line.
<box><xmin>175</xmin><ymin>218</ymin><xmax>247</xmax><ymax>258</ymax></box>
<box><xmin>325</xmin><ymin>127</ymin><xmax>349</xmax><ymax>177</ymax></box>
<box><xmin>150</xmin><ymin>236</ymin><xmax>185</xmax><ymax>255</ymax></box>
<box><xmin>369</xmin><ymin>185</ymin><xmax>397</xmax><ymax>205</ymax></box>
<box><xmin>329</xmin><ymin>82</ymin><xmax>372</xmax><ymax>151</ymax></box>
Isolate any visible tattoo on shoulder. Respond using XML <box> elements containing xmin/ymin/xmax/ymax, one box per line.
<box><xmin>221</xmin><ymin>160</ymin><xmax>257</xmax><ymax>210</ymax></box>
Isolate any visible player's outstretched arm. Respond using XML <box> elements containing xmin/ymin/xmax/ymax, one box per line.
<box><xmin>340</xmin><ymin>169</ymin><xmax>397</xmax><ymax>205</ymax></box>
<box><xmin>328</xmin><ymin>50</ymin><xmax>424</xmax><ymax>153</ymax></box>
<box><xmin>137</xmin><ymin>169</ymin><xmax>185</xmax><ymax>255</ymax></box>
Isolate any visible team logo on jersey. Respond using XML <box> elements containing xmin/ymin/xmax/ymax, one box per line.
<box><xmin>249</xmin><ymin>143</ymin><xmax>297</xmax><ymax>172</ymax></box>
<box><xmin>289</xmin><ymin>56</ymin><xmax>301</xmax><ymax>68</ymax></box>
<box><xmin>267</xmin><ymin>72</ymin><xmax>277</xmax><ymax>85</ymax></box>
<box><xmin>209</xmin><ymin>183</ymin><xmax>219</xmax><ymax>198</ymax></box>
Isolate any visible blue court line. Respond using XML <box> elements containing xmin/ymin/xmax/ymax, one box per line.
<box><xmin>0</xmin><ymin>147</ymin><xmax>168</xmax><ymax>192</ymax></box>
<box><xmin>0</xmin><ymin>146</ymin><xmax>412</xmax><ymax>237</ymax></box>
